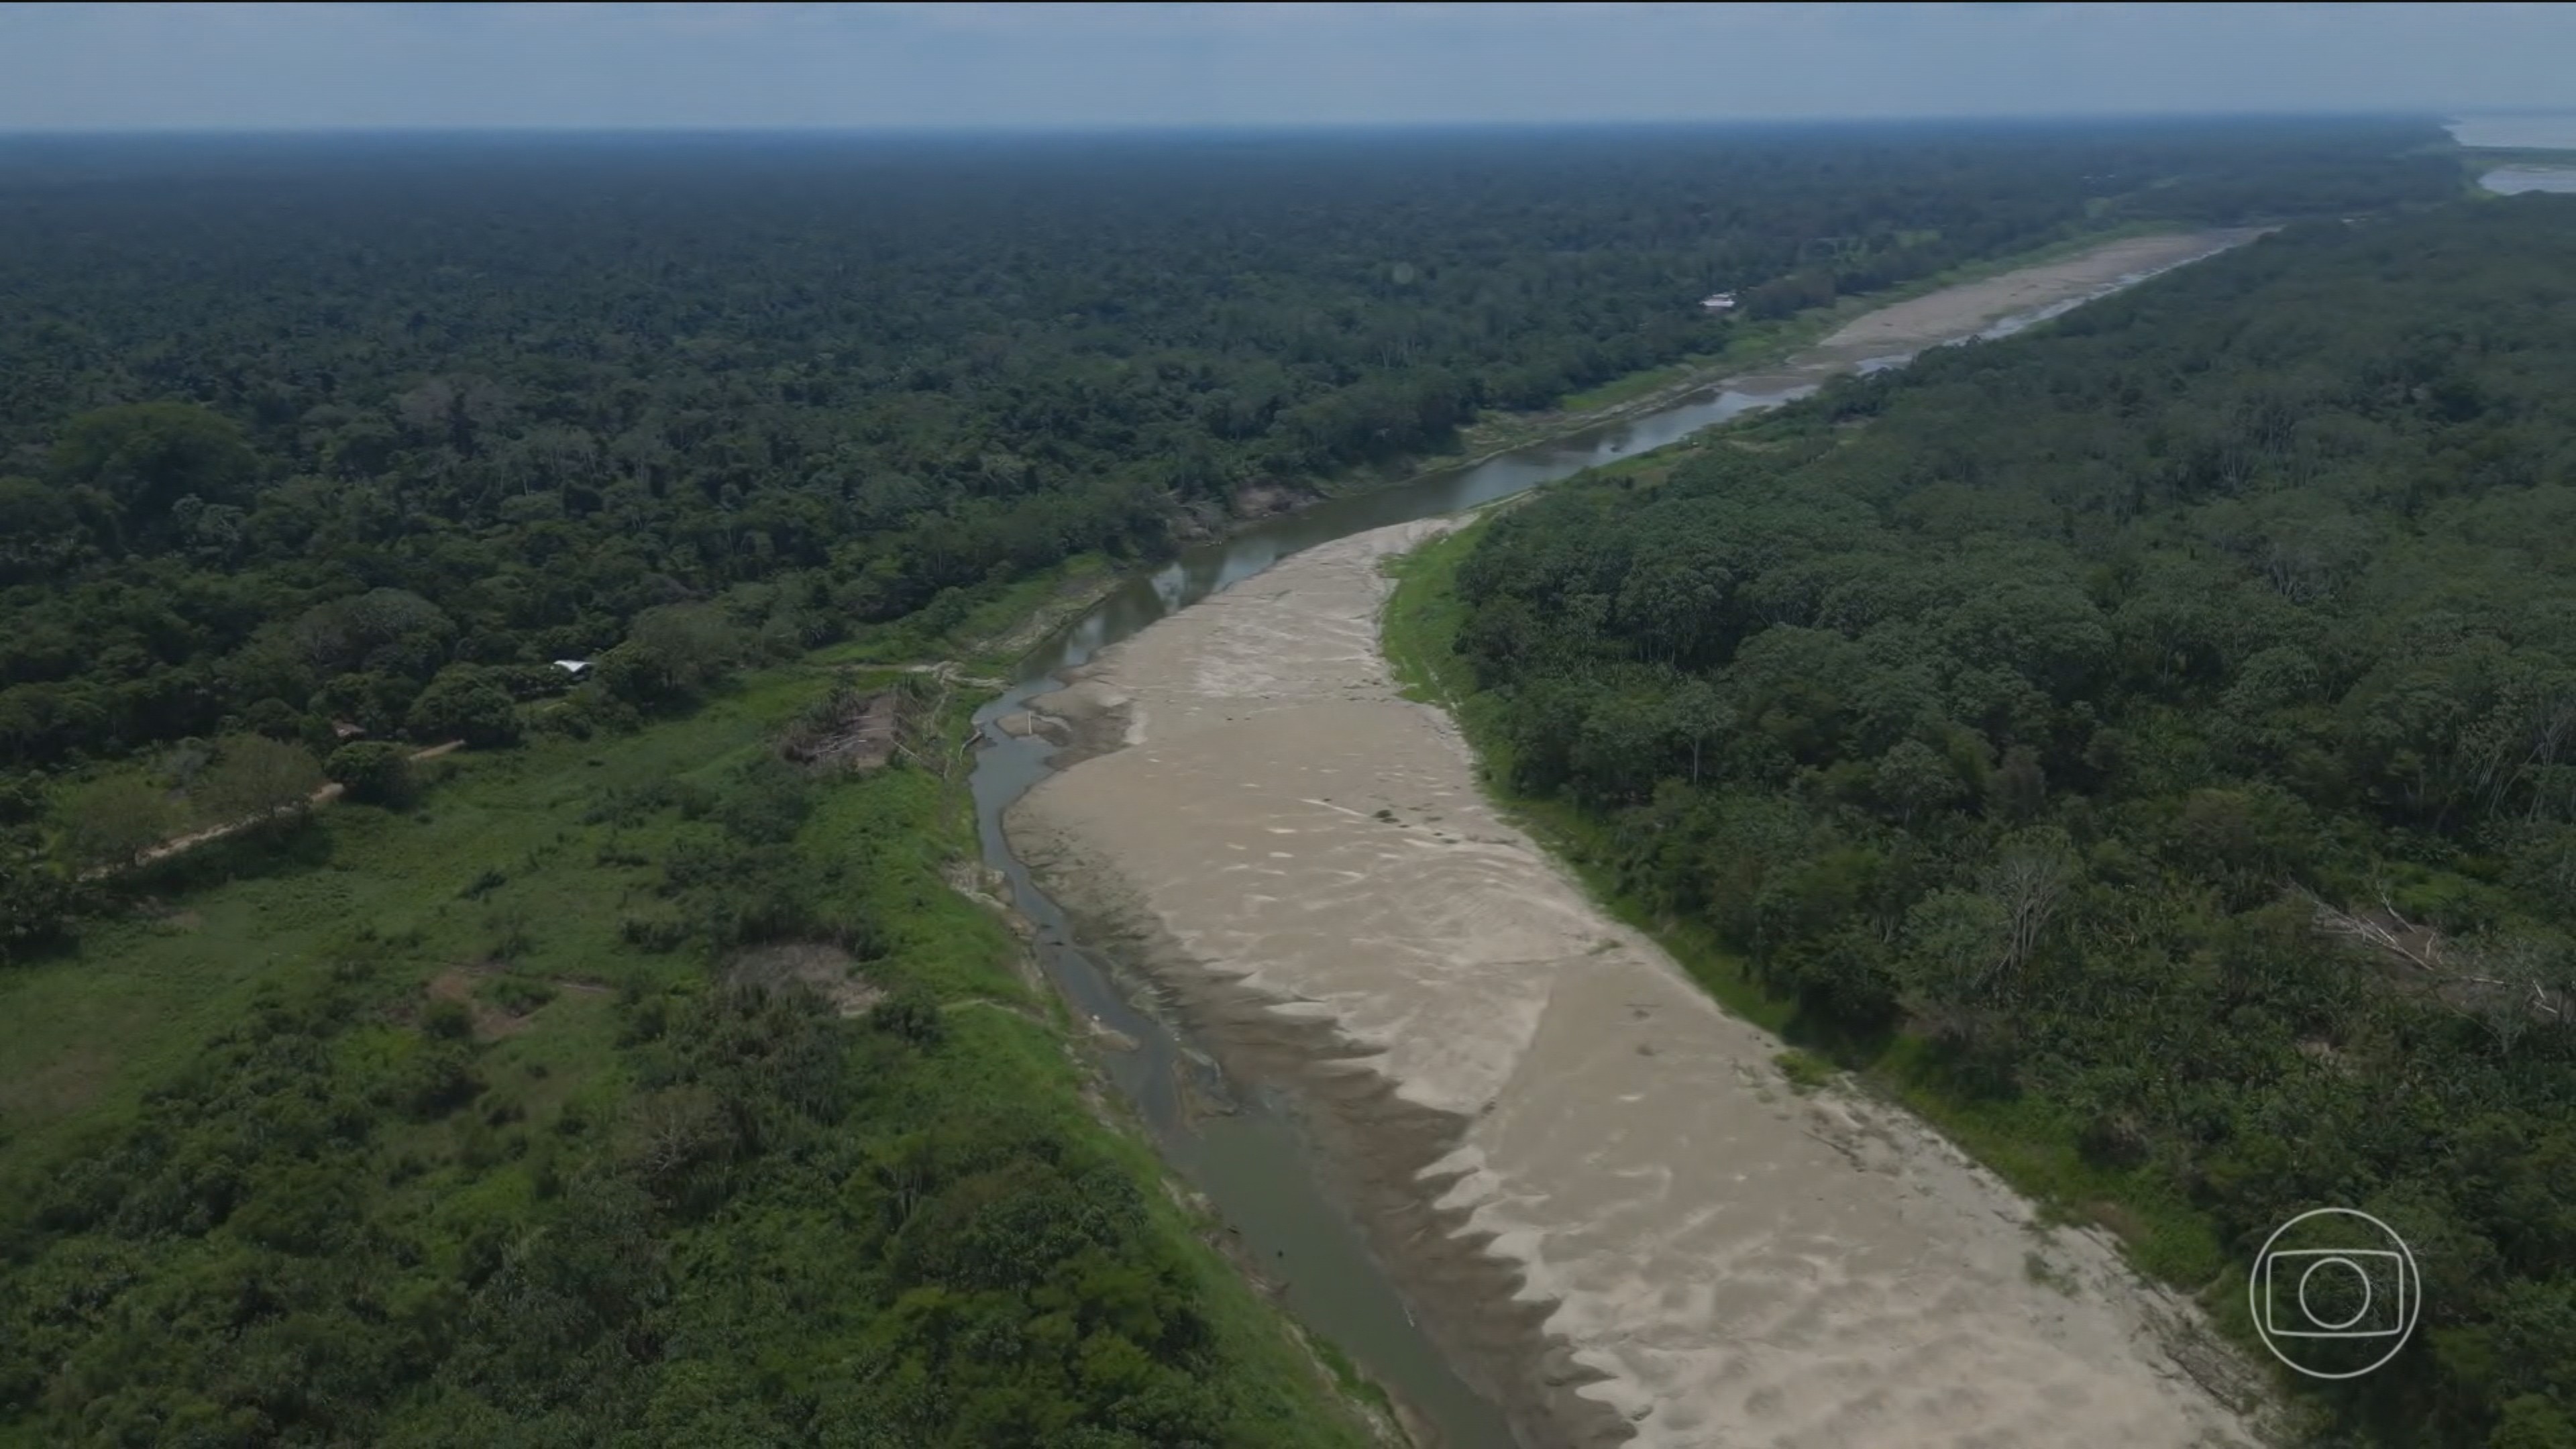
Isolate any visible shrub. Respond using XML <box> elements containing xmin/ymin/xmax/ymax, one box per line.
<box><xmin>423</xmin><ymin>1000</ymin><xmax>474</xmax><ymax>1041</ymax></box>
<box><xmin>197</xmin><ymin>735</ymin><xmax>324</xmax><ymax>826</ymax></box>
<box><xmin>868</xmin><ymin>988</ymin><xmax>946</xmax><ymax>1048</ymax></box>
<box><xmin>325</xmin><ymin>741</ymin><xmax>415</xmax><ymax>806</ymax></box>
<box><xmin>406</xmin><ymin>665</ymin><xmax>521</xmax><ymax>749</ymax></box>
<box><xmin>55</xmin><ymin>777</ymin><xmax>179</xmax><ymax>871</ymax></box>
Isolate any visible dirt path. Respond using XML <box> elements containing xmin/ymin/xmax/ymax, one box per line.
<box><xmin>1006</xmin><ymin>524</ymin><xmax>2267</xmax><ymax>1449</ymax></box>
<box><xmin>113</xmin><ymin>738</ymin><xmax>465</xmax><ymax>875</ymax></box>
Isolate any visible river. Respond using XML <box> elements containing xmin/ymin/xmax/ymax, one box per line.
<box><xmin>964</xmin><ymin>231</ymin><xmax>2249</xmax><ymax>1448</ymax></box>
<box><xmin>2481</xmin><ymin>167</ymin><xmax>2576</xmax><ymax>196</ymax></box>
<box><xmin>2449</xmin><ymin>113</ymin><xmax>2576</xmax><ymax>150</ymax></box>
<box><xmin>2448</xmin><ymin>113</ymin><xmax>2576</xmax><ymax>195</ymax></box>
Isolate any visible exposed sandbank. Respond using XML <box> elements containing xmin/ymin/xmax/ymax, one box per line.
<box><xmin>1001</xmin><ymin>238</ymin><xmax>2275</xmax><ymax>1448</ymax></box>
<box><xmin>1802</xmin><ymin>230</ymin><xmax>2259</xmax><ymax>366</ymax></box>
<box><xmin>1007</xmin><ymin>521</ymin><xmax>2267</xmax><ymax>1448</ymax></box>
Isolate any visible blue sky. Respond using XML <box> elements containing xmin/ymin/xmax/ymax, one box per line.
<box><xmin>0</xmin><ymin>2</ymin><xmax>2568</xmax><ymax>132</ymax></box>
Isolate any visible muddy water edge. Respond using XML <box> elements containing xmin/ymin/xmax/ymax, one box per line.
<box><xmin>963</xmin><ymin>233</ymin><xmax>2249</xmax><ymax>1448</ymax></box>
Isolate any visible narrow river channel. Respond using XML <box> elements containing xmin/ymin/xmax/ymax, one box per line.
<box><xmin>964</xmin><ymin>243</ymin><xmax>2237</xmax><ymax>1448</ymax></box>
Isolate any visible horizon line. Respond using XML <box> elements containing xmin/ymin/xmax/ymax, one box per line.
<box><xmin>0</xmin><ymin>108</ymin><xmax>2496</xmax><ymax>145</ymax></box>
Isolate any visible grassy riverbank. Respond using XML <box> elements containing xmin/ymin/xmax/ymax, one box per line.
<box><xmin>0</xmin><ymin>588</ymin><xmax>1396</xmax><ymax>1446</ymax></box>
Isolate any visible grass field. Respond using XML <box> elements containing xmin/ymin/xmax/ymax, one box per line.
<box><xmin>5</xmin><ymin>671</ymin><xmax>803</xmax><ymax>1151</ymax></box>
<box><xmin>0</xmin><ymin>566</ymin><xmax>1391</xmax><ymax>1446</ymax></box>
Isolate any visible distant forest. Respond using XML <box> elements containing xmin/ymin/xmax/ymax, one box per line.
<box><xmin>1432</xmin><ymin>197</ymin><xmax>2576</xmax><ymax>1447</ymax></box>
<box><xmin>0</xmin><ymin>121</ymin><xmax>2455</xmax><ymax>782</ymax></box>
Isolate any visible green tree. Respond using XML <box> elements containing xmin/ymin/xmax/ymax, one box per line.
<box><xmin>1667</xmin><ymin>678</ymin><xmax>1733</xmax><ymax>785</ymax></box>
<box><xmin>325</xmin><ymin>741</ymin><xmax>415</xmax><ymax>806</ymax></box>
<box><xmin>600</xmin><ymin>605</ymin><xmax>743</xmax><ymax>708</ymax></box>
<box><xmin>1986</xmin><ymin>744</ymin><xmax>2047</xmax><ymax>823</ymax></box>
<box><xmin>56</xmin><ymin>775</ymin><xmax>178</xmax><ymax>871</ymax></box>
<box><xmin>0</xmin><ymin>826</ymin><xmax>80</xmax><ymax>951</ymax></box>
<box><xmin>47</xmin><ymin>402</ymin><xmax>256</xmax><ymax>526</ymax></box>
<box><xmin>196</xmin><ymin>735</ymin><xmax>323</xmax><ymax>826</ymax></box>
<box><xmin>406</xmin><ymin>666</ymin><xmax>520</xmax><ymax>748</ymax></box>
<box><xmin>290</xmin><ymin>588</ymin><xmax>455</xmax><ymax>678</ymax></box>
<box><xmin>1873</xmin><ymin>739</ymin><xmax>1964</xmax><ymax>824</ymax></box>
<box><xmin>2493</xmin><ymin>1396</ymin><xmax>2576</xmax><ymax>1449</ymax></box>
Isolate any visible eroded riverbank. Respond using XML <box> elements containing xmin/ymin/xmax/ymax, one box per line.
<box><xmin>1006</xmin><ymin>525</ymin><xmax>2265</xmax><ymax>1448</ymax></box>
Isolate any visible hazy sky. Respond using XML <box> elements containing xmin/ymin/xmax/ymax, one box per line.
<box><xmin>0</xmin><ymin>1</ymin><xmax>2569</xmax><ymax>132</ymax></box>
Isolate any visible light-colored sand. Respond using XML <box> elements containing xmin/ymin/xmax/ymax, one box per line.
<box><xmin>1808</xmin><ymin>231</ymin><xmax>2259</xmax><ymax>364</ymax></box>
<box><xmin>1008</xmin><ymin>521</ymin><xmax>2269</xmax><ymax>1449</ymax></box>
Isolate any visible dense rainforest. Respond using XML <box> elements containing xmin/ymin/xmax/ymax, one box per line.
<box><xmin>0</xmin><ymin>121</ymin><xmax>2467</xmax><ymax>1446</ymax></box>
<box><xmin>1428</xmin><ymin>196</ymin><xmax>2576</xmax><ymax>1446</ymax></box>
<box><xmin>0</xmin><ymin>121</ymin><xmax>2456</xmax><ymax>781</ymax></box>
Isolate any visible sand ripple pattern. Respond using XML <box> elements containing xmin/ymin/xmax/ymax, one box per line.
<box><xmin>1009</xmin><ymin>523</ymin><xmax>2262</xmax><ymax>1448</ymax></box>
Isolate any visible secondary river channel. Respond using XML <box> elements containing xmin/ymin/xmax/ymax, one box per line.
<box><xmin>964</xmin><ymin>231</ymin><xmax>2250</xmax><ymax>1448</ymax></box>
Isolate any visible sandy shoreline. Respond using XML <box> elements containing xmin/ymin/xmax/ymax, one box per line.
<box><xmin>1007</xmin><ymin>524</ymin><xmax>2269</xmax><ymax>1449</ymax></box>
<box><xmin>1002</xmin><ymin>239</ymin><xmax>2276</xmax><ymax>1448</ymax></box>
<box><xmin>1801</xmin><ymin>230</ymin><xmax>2259</xmax><ymax>366</ymax></box>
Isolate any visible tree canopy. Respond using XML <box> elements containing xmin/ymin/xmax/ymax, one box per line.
<box><xmin>0</xmin><ymin>121</ymin><xmax>2455</xmax><ymax>777</ymax></box>
<box><xmin>1435</xmin><ymin>195</ymin><xmax>2576</xmax><ymax>1446</ymax></box>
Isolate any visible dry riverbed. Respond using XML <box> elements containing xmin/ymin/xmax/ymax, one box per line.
<box><xmin>1002</xmin><ymin>235</ymin><xmax>2277</xmax><ymax>1448</ymax></box>
<box><xmin>1006</xmin><ymin>521</ymin><xmax>2267</xmax><ymax>1448</ymax></box>
<box><xmin>1796</xmin><ymin>229</ymin><xmax>2260</xmax><ymax>367</ymax></box>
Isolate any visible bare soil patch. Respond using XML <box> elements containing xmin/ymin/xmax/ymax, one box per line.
<box><xmin>422</xmin><ymin>959</ymin><xmax>603</xmax><ymax>1041</ymax></box>
<box><xmin>427</xmin><ymin>965</ymin><xmax>539</xmax><ymax>1040</ymax></box>
<box><xmin>779</xmin><ymin>688</ymin><xmax>902</xmax><ymax>773</ymax></box>
<box><xmin>725</xmin><ymin>941</ymin><xmax>883</xmax><ymax>1017</ymax></box>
